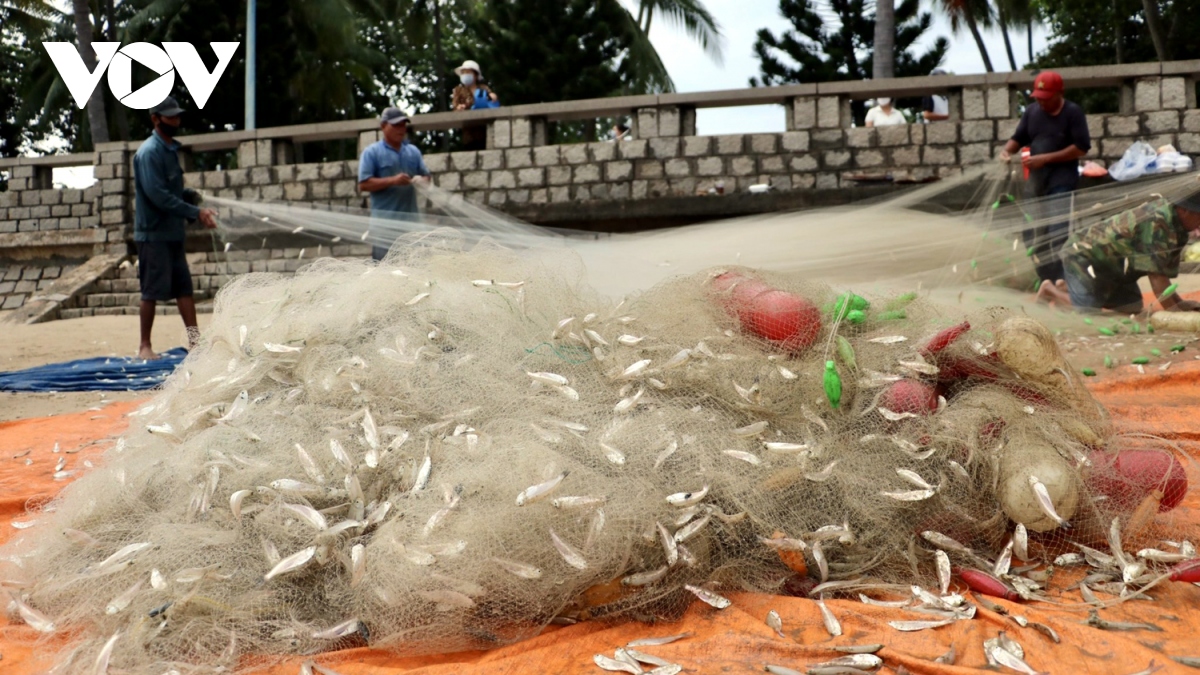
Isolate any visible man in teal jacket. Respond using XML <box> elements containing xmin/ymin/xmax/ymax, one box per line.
<box><xmin>133</xmin><ymin>96</ymin><xmax>216</xmax><ymax>359</ymax></box>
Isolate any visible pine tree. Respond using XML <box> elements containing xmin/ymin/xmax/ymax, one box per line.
<box><xmin>750</xmin><ymin>0</ymin><xmax>948</xmax><ymax>123</ymax></box>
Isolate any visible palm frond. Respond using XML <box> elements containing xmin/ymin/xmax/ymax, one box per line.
<box><xmin>643</xmin><ymin>0</ymin><xmax>725</xmax><ymax>64</ymax></box>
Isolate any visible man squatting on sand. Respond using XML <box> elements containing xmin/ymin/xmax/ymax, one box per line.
<box><xmin>132</xmin><ymin>96</ymin><xmax>218</xmax><ymax>359</ymax></box>
<box><xmin>1037</xmin><ymin>192</ymin><xmax>1200</xmax><ymax>313</ymax></box>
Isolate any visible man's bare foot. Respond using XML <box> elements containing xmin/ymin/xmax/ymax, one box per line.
<box><xmin>138</xmin><ymin>345</ymin><xmax>160</xmax><ymax>360</ymax></box>
<box><xmin>1035</xmin><ymin>279</ymin><xmax>1055</xmax><ymax>304</ymax></box>
<box><xmin>1035</xmin><ymin>279</ymin><xmax>1072</xmax><ymax>307</ymax></box>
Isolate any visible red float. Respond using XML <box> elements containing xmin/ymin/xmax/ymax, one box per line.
<box><xmin>880</xmin><ymin>379</ymin><xmax>939</xmax><ymax>415</ymax></box>
<box><xmin>1085</xmin><ymin>448</ymin><xmax>1188</xmax><ymax>513</ymax></box>
<box><xmin>711</xmin><ymin>272</ymin><xmax>822</xmax><ymax>354</ymax></box>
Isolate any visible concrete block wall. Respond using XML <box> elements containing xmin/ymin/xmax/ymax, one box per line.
<box><xmin>5</xmin><ymin>67</ymin><xmax>1200</xmax><ymax>321</ymax></box>
<box><xmin>0</xmin><ymin>262</ymin><xmax>78</xmax><ymax>311</ymax></box>
<box><xmin>0</xmin><ymin>169</ymin><xmax>101</xmax><ymax>235</ymax></box>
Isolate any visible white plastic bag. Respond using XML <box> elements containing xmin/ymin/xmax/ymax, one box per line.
<box><xmin>1108</xmin><ymin>141</ymin><xmax>1159</xmax><ymax>181</ymax></box>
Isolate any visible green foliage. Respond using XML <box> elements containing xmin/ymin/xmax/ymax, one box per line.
<box><xmin>1035</xmin><ymin>0</ymin><xmax>1200</xmax><ymax>113</ymax></box>
<box><xmin>468</xmin><ymin>0</ymin><xmax>629</xmax><ymax>106</ymax></box>
<box><xmin>751</xmin><ymin>0</ymin><xmax>947</xmax><ymax>123</ymax></box>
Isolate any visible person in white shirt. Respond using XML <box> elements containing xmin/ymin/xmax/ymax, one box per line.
<box><xmin>864</xmin><ymin>98</ymin><xmax>907</xmax><ymax>127</ymax></box>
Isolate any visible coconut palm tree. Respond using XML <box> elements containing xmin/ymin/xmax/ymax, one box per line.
<box><xmin>994</xmin><ymin>0</ymin><xmax>1035</xmax><ymax>70</ymax></box>
<box><xmin>69</xmin><ymin>0</ymin><xmax>110</xmax><ymax>143</ymax></box>
<box><xmin>874</xmin><ymin>0</ymin><xmax>896</xmax><ymax>78</ymax></box>
<box><xmin>617</xmin><ymin>0</ymin><xmax>725</xmax><ymax>93</ymax></box>
<box><xmin>936</xmin><ymin>0</ymin><xmax>995</xmax><ymax>72</ymax></box>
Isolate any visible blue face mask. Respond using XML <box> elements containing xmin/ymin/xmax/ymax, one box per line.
<box><xmin>460</xmin><ymin>73</ymin><xmax>475</xmax><ymax>86</ymax></box>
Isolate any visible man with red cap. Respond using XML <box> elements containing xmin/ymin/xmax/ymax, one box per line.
<box><xmin>1000</xmin><ymin>71</ymin><xmax>1091</xmax><ymax>290</ymax></box>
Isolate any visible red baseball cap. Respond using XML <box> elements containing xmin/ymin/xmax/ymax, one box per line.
<box><xmin>1031</xmin><ymin>71</ymin><xmax>1064</xmax><ymax>100</ymax></box>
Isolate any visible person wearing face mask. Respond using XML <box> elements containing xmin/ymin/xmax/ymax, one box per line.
<box><xmin>131</xmin><ymin>96</ymin><xmax>217</xmax><ymax>360</ymax></box>
<box><xmin>451</xmin><ymin>59</ymin><xmax>500</xmax><ymax>151</ymax></box>
<box><xmin>864</xmin><ymin>97</ymin><xmax>907</xmax><ymax>127</ymax></box>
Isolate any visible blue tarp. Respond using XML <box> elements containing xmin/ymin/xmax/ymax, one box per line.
<box><xmin>0</xmin><ymin>348</ymin><xmax>187</xmax><ymax>392</ymax></box>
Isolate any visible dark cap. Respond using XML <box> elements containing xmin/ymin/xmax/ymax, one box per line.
<box><xmin>380</xmin><ymin>107</ymin><xmax>410</xmax><ymax>126</ymax></box>
<box><xmin>1031</xmin><ymin>71</ymin><xmax>1064</xmax><ymax>100</ymax></box>
<box><xmin>1175</xmin><ymin>192</ymin><xmax>1200</xmax><ymax>213</ymax></box>
<box><xmin>150</xmin><ymin>96</ymin><xmax>185</xmax><ymax>116</ymax></box>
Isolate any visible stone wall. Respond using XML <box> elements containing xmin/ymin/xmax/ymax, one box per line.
<box><xmin>3</xmin><ymin>63</ymin><xmax>1200</xmax><ymax>321</ymax></box>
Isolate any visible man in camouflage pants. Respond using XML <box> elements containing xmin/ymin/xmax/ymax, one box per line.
<box><xmin>1037</xmin><ymin>195</ymin><xmax>1200</xmax><ymax>313</ymax></box>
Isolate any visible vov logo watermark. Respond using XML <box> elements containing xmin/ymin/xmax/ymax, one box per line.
<box><xmin>43</xmin><ymin>42</ymin><xmax>240</xmax><ymax>110</ymax></box>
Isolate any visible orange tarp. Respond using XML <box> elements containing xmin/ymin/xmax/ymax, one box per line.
<box><xmin>3</xmin><ymin>367</ymin><xmax>1200</xmax><ymax>674</ymax></box>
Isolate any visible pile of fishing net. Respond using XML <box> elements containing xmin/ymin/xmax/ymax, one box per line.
<box><xmin>1</xmin><ymin>230</ymin><xmax>1191</xmax><ymax>673</ymax></box>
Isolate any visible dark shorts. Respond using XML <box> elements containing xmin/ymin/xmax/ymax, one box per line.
<box><xmin>137</xmin><ymin>241</ymin><xmax>194</xmax><ymax>301</ymax></box>
<box><xmin>1065</xmin><ymin>266</ymin><xmax>1144</xmax><ymax>314</ymax></box>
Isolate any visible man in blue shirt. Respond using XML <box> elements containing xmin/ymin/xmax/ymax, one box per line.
<box><xmin>358</xmin><ymin>108</ymin><xmax>431</xmax><ymax>261</ymax></box>
<box><xmin>133</xmin><ymin>96</ymin><xmax>217</xmax><ymax>359</ymax></box>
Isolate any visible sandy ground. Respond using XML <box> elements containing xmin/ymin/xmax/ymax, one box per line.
<box><xmin>0</xmin><ymin>312</ymin><xmax>212</xmax><ymax>421</ymax></box>
<box><xmin>0</xmin><ymin>274</ymin><xmax>1197</xmax><ymax>423</ymax></box>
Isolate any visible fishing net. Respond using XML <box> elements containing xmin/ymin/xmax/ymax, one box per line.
<box><xmin>2</xmin><ymin>167</ymin><xmax>1198</xmax><ymax>673</ymax></box>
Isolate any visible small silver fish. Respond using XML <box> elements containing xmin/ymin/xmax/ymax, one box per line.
<box><xmin>1028</xmin><ymin>476</ymin><xmax>1070</xmax><ymax>528</ymax></box>
<box><xmin>151</xmin><ymin>568</ymin><xmax>166</xmax><ymax>590</ymax></box>
<box><xmin>888</xmin><ymin>619</ymin><xmax>953</xmax><ymax>631</ymax></box>
<box><xmin>922</xmin><ymin>531</ymin><xmax>972</xmax><ymax>554</ymax></box>
<box><xmin>329</xmin><ymin>439</ymin><xmax>353</xmax><ymax>472</ymax></box>
<box><xmin>93</xmin><ymin>631</ymin><xmax>120</xmax><ymax>674</ymax></box>
<box><xmin>657</xmin><ymin>522</ymin><xmax>679</xmax><ymax>566</ymax></box>
<box><xmin>805</xmin><ymin>460</ymin><xmax>839</xmax><ymax>482</ymax></box>
<box><xmin>684</xmin><ymin>584</ymin><xmax>731</xmax><ymax>609</ymax></box>
<box><xmin>764</xmin><ymin>442</ymin><xmax>809</xmax><ymax>454</ymax></box>
<box><xmin>1014</xmin><ymin>523</ymin><xmax>1029</xmax><ymax>560</ymax></box>
<box><xmin>666</xmin><ymin>485</ymin><xmax>709</xmax><ymax>507</ymax></box>
<box><xmin>987</xmin><ymin>641</ymin><xmax>1041</xmax><ymax>674</ymax></box>
<box><xmin>283</xmin><ymin>503</ymin><xmax>328</xmax><ymax>531</ymax></box>
<box><xmin>617</xmin><ymin>335</ymin><xmax>646</xmax><ymax>346</ymax></box>
<box><xmin>516</xmin><ymin>471</ymin><xmax>568</xmax><ymax>506</ymax></box>
<box><xmin>732</xmin><ymin>420</ymin><xmax>769</xmax><ymax>437</ymax></box>
<box><xmin>405</xmin><ymin>292</ymin><xmax>430</xmax><ymax>306</ymax></box>
<box><xmin>626</xmin><ymin>633</ymin><xmax>692</xmax><ymax>647</ymax></box>
<box><xmin>817</xmin><ymin>597</ymin><xmax>842</xmax><ymax>636</ymax></box>
<box><xmin>673</xmin><ymin>513</ymin><xmax>710</xmax><ymax>543</ymax></box>
<box><xmin>936</xmin><ymin>550</ymin><xmax>952</xmax><ymax>594</ymax></box>
<box><xmin>878</xmin><ymin>408</ymin><xmax>918</xmax><ymax>422</ymax></box>
<box><xmin>418</xmin><ymin>589</ymin><xmax>475</xmax><ymax>609</ymax></box>
<box><xmin>295</xmin><ymin>444</ymin><xmax>326</xmax><ymax>485</ymax></box>
<box><xmin>593</xmin><ymin>654</ymin><xmax>642</xmax><ymax>674</ymax></box>
<box><xmin>14</xmin><ymin>597</ymin><xmax>55</xmax><ymax>633</ymax></box>
<box><xmin>614</xmin><ymin>388</ymin><xmax>644</xmax><ymax>413</ymax></box>
<box><xmin>813</xmin><ymin>540</ymin><xmax>829</xmax><ymax>582</ymax></box>
<box><xmin>263</xmin><ymin>342</ymin><xmax>303</xmax><ymax>353</ymax></box>
<box><xmin>869</xmin><ymin>335</ymin><xmax>908</xmax><ymax>344</ymax></box>
<box><xmin>760</xmin><ymin>537</ymin><xmax>807</xmax><ymax>552</ymax></box>
<box><xmin>105</xmin><ymin>579</ymin><xmax>144</xmax><ymax>615</ymax></box>
<box><xmin>880</xmin><ymin>488</ymin><xmax>936</xmax><ymax>501</ymax></box>
<box><xmin>810</xmin><ymin>655</ymin><xmax>883</xmax><ymax>670</ymax></box>
<box><xmin>550</xmin><ymin>529</ymin><xmax>588</xmax><ymax>570</ymax></box>
<box><xmin>659</xmin><ymin>349</ymin><xmax>691</xmax><ymax>370</ymax></box>
<box><xmin>600</xmin><ymin>442</ymin><xmax>627</xmax><ymax>466</ymax></box>
<box><xmin>623</xmin><ymin>648</ymin><xmax>674</xmax><ymax>668</ymax></box>
<box><xmin>994</xmin><ymin>540</ymin><xmax>1014</xmax><ymax>577</ymax></box>
<box><xmin>766</xmin><ymin>609</ymin><xmax>785</xmax><ymax>637</ymax></box>
<box><xmin>623</xmin><ymin>566</ymin><xmax>669</xmax><ymax>586</ymax></box>
<box><xmin>584</xmin><ymin>329</ymin><xmax>609</xmax><ymax>346</ymax></box>
<box><xmin>94</xmin><ymin>542</ymin><xmax>153</xmax><ymax>573</ymax></box>
<box><xmin>264</xmin><ymin>546</ymin><xmax>316</xmax><ymax>581</ymax></box>
<box><xmin>312</xmin><ymin>619</ymin><xmax>361</xmax><ymax>640</ymax></box>
<box><xmin>527</xmin><ymin>371</ymin><xmax>569</xmax><ymax>386</ymax></box>
<box><xmin>723</xmin><ymin>449</ymin><xmax>762</xmax><ymax>465</ymax></box>
<box><xmin>551</xmin><ymin>496</ymin><xmax>606</xmax><ymax>509</ymax></box>
<box><xmin>493</xmin><ymin>557</ymin><xmax>542</xmax><ymax>580</ymax></box>
<box><xmin>653</xmin><ymin>440</ymin><xmax>679</xmax><ymax>470</ymax></box>
<box><xmin>412</xmin><ymin>456</ymin><xmax>432</xmax><ymax>492</ymax></box>
<box><xmin>896</xmin><ymin>468</ymin><xmax>934</xmax><ymax>490</ymax></box>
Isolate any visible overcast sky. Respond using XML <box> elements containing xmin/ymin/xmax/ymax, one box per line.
<box><xmin>637</xmin><ymin>0</ymin><xmax>1051</xmax><ymax>135</ymax></box>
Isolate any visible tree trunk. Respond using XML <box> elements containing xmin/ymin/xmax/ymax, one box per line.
<box><xmin>997</xmin><ymin>5</ymin><xmax>1018</xmax><ymax>70</ymax></box>
<box><xmin>1113</xmin><ymin>0</ymin><xmax>1124</xmax><ymax>64</ymax></box>
<box><xmin>963</xmin><ymin>8</ymin><xmax>995</xmax><ymax>73</ymax></box>
<box><xmin>1027</xmin><ymin>23</ymin><xmax>1033</xmax><ymax>62</ymax></box>
<box><xmin>71</xmin><ymin>0</ymin><xmax>109</xmax><ymax>145</ymax></box>
<box><xmin>431</xmin><ymin>0</ymin><xmax>447</xmax><ymax>113</ymax></box>
<box><xmin>101</xmin><ymin>0</ymin><xmax>129</xmax><ymax>141</ymax></box>
<box><xmin>1141</xmin><ymin>0</ymin><xmax>1169</xmax><ymax>61</ymax></box>
<box><xmin>873</xmin><ymin>0</ymin><xmax>895</xmax><ymax>79</ymax></box>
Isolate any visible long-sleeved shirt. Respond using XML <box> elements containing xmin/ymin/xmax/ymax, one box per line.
<box><xmin>133</xmin><ymin>131</ymin><xmax>199</xmax><ymax>242</ymax></box>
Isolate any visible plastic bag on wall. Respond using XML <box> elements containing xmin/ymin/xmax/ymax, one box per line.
<box><xmin>1108</xmin><ymin>141</ymin><xmax>1159</xmax><ymax>181</ymax></box>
